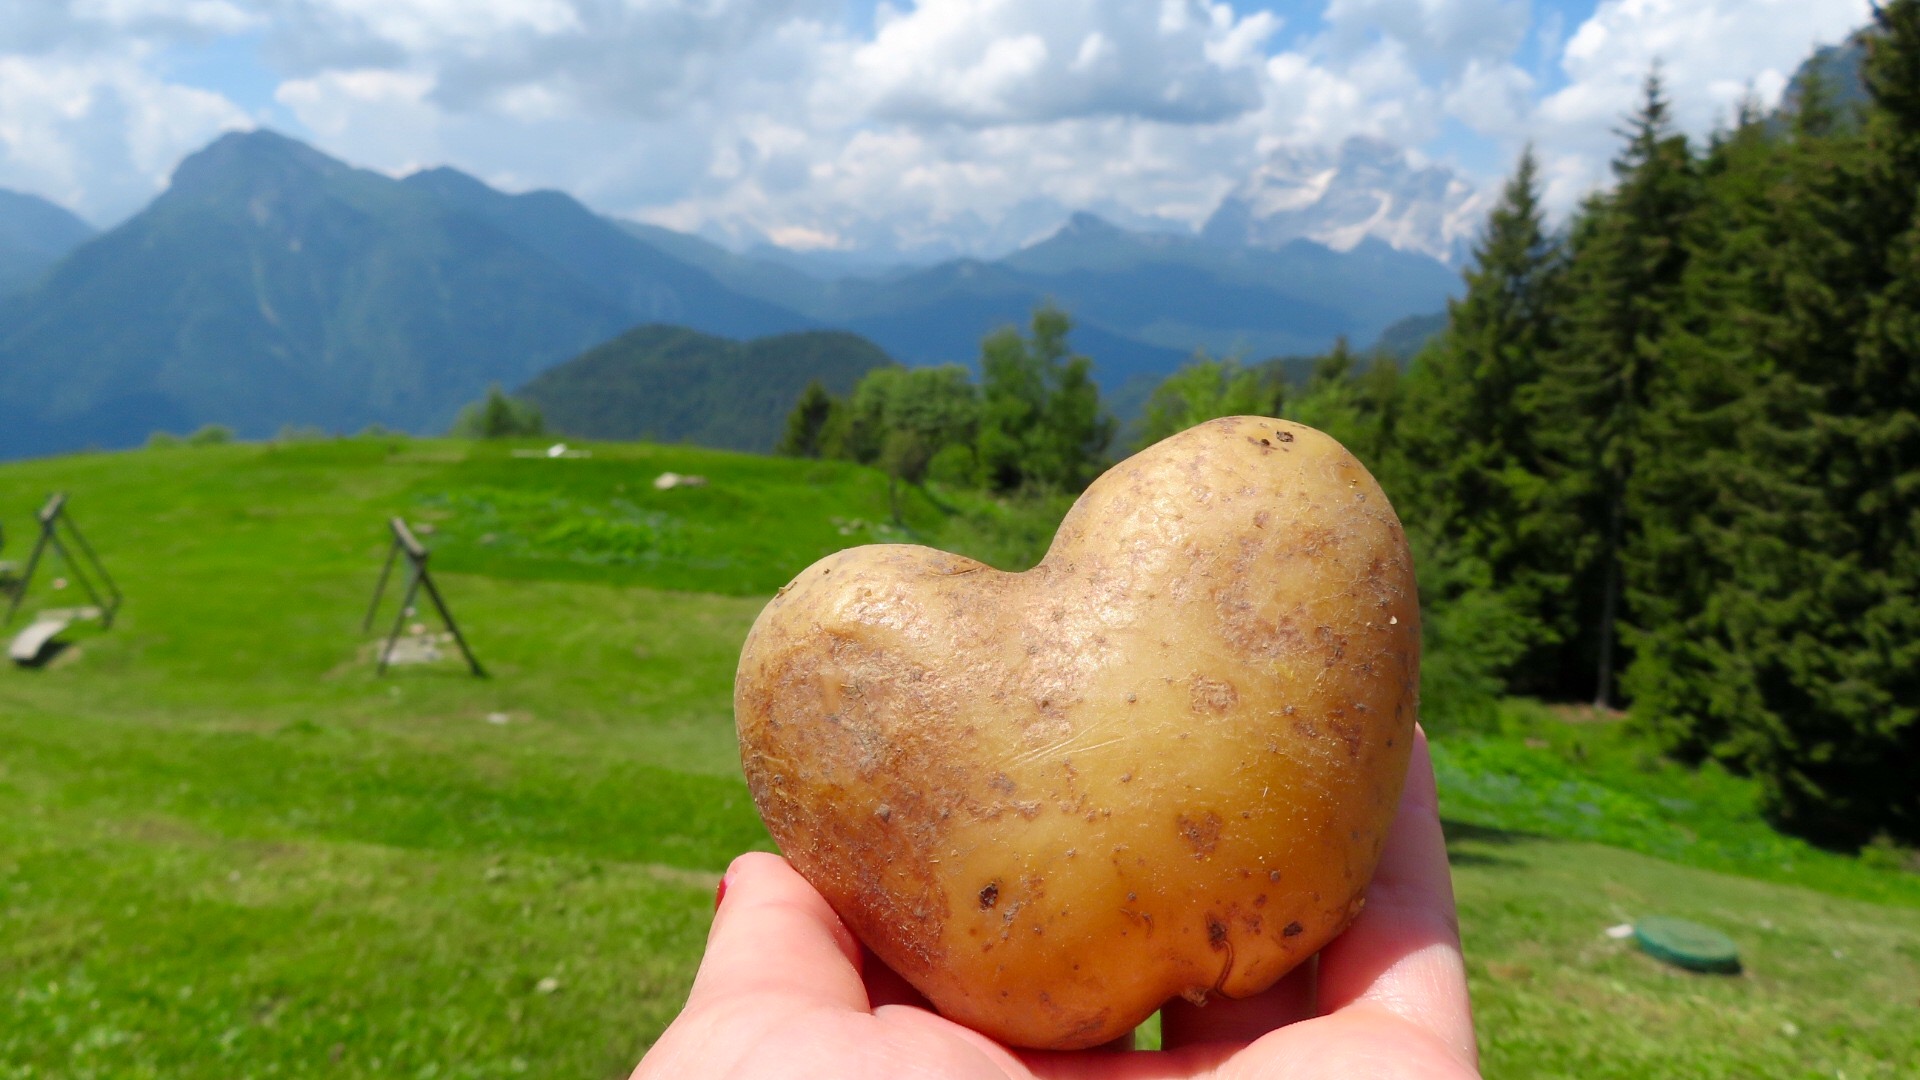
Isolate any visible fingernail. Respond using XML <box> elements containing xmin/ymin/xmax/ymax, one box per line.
<box><xmin>714</xmin><ymin>873</ymin><xmax>729</xmax><ymax>911</ymax></box>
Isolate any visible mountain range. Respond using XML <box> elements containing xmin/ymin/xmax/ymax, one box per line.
<box><xmin>0</xmin><ymin>131</ymin><xmax>817</xmax><ymax>458</ymax></box>
<box><xmin>1203</xmin><ymin>137</ymin><xmax>1493</xmax><ymax>266</ymax></box>
<box><xmin>0</xmin><ymin>129</ymin><xmax>1463</xmax><ymax>459</ymax></box>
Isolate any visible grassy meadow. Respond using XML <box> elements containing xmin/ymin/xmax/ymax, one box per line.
<box><xmin>0</xmin><ymin>437</ymin><xmax>1915</xmax><ymax>1078</ymax></box>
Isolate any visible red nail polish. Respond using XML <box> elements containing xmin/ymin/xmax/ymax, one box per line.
<box><xmin>714</xmin><ymin>875</ymin><xmax>729</xmax><ymax>910</ymax></box>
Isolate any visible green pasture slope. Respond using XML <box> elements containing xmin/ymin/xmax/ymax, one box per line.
<box><xmin>0</xmin><ymin>437</ymin><xmax>1915</xmax><ymax>1079</ymax></box>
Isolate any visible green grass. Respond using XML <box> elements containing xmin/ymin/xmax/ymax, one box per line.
<box><xmin>0</xmin><ymin>436</ymin><xmax>1915</xmax><ymax>1078</ymax></box>
<box><xmin>1434</xmin><ymin>702</ymin><xmax>1920</xmax><ymax>909</ymax></box>
<box><xmin>1453</xmin><ymin>830</ymin><xmax>1920</xmax><ymax>1078</ymax></box>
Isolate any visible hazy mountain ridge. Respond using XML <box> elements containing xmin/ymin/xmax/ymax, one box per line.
<box><xmin>0</xmin><ymin>132</ymin><xmax>639</xmax><ymax>456</ymax></box>
<box><xmin>0</xmin><ymin>131</ymin><xmax>819</xmax><ymax>458</ymax></box>
<box><xmin>0</xmin><ymin>189</ymin><xmax>95</xmax><ymax>296</ymax></box>
<box><xmin>620</xmin><ymin>209</ymin><xmax>1456</xmax><ymax>377</ymax></box>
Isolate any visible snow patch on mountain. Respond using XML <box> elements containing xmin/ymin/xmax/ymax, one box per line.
<box><xmin>1202</xmin><ymin>137</ymin><xmax>1492</xmax><ymax>266</ymax></box>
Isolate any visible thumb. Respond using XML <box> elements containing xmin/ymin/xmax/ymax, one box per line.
<box><xmin>685</xmin><ymin>852</ymin><xmax>871</xmax><ymax>1013</ymax></box>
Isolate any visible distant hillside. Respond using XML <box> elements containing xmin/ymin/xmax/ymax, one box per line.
<box><xmin>1372</xmin><ymin>311</ymin><xmax>1448</xmax><ymax>360</ymax></box>
<box><xmin>0</xmin><ymin>190</ymin><xmax>93</xmax><ymax>296</ymax></box>
<box><xmin>0</xmin><ymin>131</ymin><xmax>814</xmax><ymax>459</ymax></box>
<box><xmin>519</xmin><ymin>326</ymin><xmax>892</xmax><ymax>452</ymax></box>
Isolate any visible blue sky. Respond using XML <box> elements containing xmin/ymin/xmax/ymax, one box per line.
<box><xmin>0</xmin><ymin>1</ymin><xmax>1869</xmax><ymax>258</ymax></box>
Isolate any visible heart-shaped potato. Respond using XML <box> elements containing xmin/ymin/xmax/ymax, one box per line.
<box><xmin>735</xmin><ymin>416</ymin><xmax>1419</xmax><ymax>1050</ymax></box>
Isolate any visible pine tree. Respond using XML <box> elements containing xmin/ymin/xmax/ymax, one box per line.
<box><xmin>451</xmin><ymin>385</ymin><xmax>545</xmax><ymax>439</ymax></box>
<box><xmin>1532</xmin><ymin>69</ymin><xmax>1700</xmax><ymax>706</ymax></box>
<box><xmin>1628</xmin><ymin>2</ymin><xmax>1920</xmax><ymax>843</ymax></box>
<box><xmin>776</xmin><ymin>379</ymin><xmax>837</xmax><ymax>458</ymax></box>
<box><xmin>1621</xmin><ymin>99</ymin><xmax>1794</xmax><ymax>756</ymax></box>
<box><xmin>1393</xmin><ymin>146</ymin><xmax>1569</xmax><ymax>694</ymax></box>
<box><xmin>1735</xmin><ymin>0</ymin><xmax>1920</xmax><ymax>841</ymax></box>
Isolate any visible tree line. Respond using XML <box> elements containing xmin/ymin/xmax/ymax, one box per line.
<box><xmin>783</xmin><ymin>4</ymin><xmax>1919</xmax><ymax>848</ymax></box>
<box><xmin>1372</xmin><ymin>5</ymin><xmax>1916</xmax><ymax>848</ymax></box>
<box><xmin>777</xmin><ymin>305</ymin><xmax>1112</xmax><ymax>498</ymax></box>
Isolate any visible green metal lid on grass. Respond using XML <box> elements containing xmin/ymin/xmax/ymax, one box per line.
<box><xmin>1633</xmin><ymin>916</ymin><xmax>1742</xmax><ymax>974</ymax></box>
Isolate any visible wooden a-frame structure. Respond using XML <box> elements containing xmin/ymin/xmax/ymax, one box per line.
<box><xmin>2</xmin><ymin>493</ymin><xmax>121</xmax><ymax>629</ymax></box>
<box><xmin>362</xmin><ymin>517</ymin><xmax>485</xmax><ymax>677</ymax></box>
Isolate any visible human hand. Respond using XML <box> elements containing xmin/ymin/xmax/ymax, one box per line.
<box><xmin>633</xmin><ymin>728</ymin><xmax>1479</xmax><ymax>1079</ymax></box>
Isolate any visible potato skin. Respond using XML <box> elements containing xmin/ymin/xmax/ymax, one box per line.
<box><xmin>735</xmin><ymin>416</ymin><xmax>1419</xmax><ymax>1050</ymax></box>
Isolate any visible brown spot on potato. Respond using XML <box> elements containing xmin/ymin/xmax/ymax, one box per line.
<box><xmin>1327</xmin><ymin>711</ymin><xmax>1364</xmax><ymax>757</ymax></box>
<box><xmin>1207</xmin><ymin>916</ymin><xmax>1237</xmax><ymax>992</ymax></box>
<box><xmin>1177</xmin><ymin>811</ymin><xmax>1223</xmax><ymax>858</ymax></box>
<box><xmin>980</xmin><ymin>883</ymin><xmax>999</xmax><ymax>910</ymax></box>
<box><xmin>1189</xmin><ymin>676</ymin><xmax>1238</xmax><ymax>713</ymax></box>
<box><xmin>1283</xmin><ymin>921</ymin><xmax>1304</xmax><ymax>937</ymax></box>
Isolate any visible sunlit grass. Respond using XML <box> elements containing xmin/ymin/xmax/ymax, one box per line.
<box><xmin>0</xmin><ymin>437</ymin><xmax>1913</xmax><ymax>1077</ymax></box>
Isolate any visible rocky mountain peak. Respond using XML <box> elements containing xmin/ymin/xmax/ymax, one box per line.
<box><xmin>1202</xmin><ymin>136</ymin><xmax>1491</xmax><ymax>266</ymax></box>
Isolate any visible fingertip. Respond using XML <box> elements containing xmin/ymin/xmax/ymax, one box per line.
<box><xmin>1402</xmin><ymin>725</ymin><xmax>1438</xmax><ymax>815</ymax></box>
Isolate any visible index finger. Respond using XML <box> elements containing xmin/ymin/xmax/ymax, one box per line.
<box><xmin>1314</xmin><ymin>727</ymin><xmax>1477</xmax><ymax>1069</ymax></box>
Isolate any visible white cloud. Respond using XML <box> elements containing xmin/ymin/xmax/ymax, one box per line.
<box><xmin>0</xmin><ymin>47</ymin><xmax>251</xmax><ymax>222</ymax></box>
<box><xmin>1532</xmin><ymin>0</ymin><xmax>1872</xmax><ymax>212</ymax></box>
<box><xmin>1444</xmin><ymin>57</ymin><xmax>1534</xmax><ymax>137</ymax></box>
<box><xmin>286</xmin><ymin>0</ymin><xmax>582</xmax><ymax>53</ymax></box>
<box><xmin>0</xmin><ymin>0</ymin><xmax>1886</xmax><ymax>256</ymax></box>
<box><xmin>75</xmin><ymin>0</ymin><xmax>264</xmax><ymax>35</ymax></box>
<box><xmin>275</xmin><ymin>67</ymin><xmax>439</xmax><ymax>170</ymax></box>
<box><xmin>257</xmin><ymin>0</ymin><xmax>843</xmax><ymax>117</ymax></box>
<box><xmin>1288</xmin><ymin>36</ymin><xmax>1442</xmax><ymax>144</ymax></box>
<box><xmin>850</xmin><ymin>0</ymin><xmax>1278</xmax><ymax>126</ymax></box>
<box><xmin>1322</xmin><ymin>0</ymin><xmax>1531</xmax><ymax>72</ymax></box>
